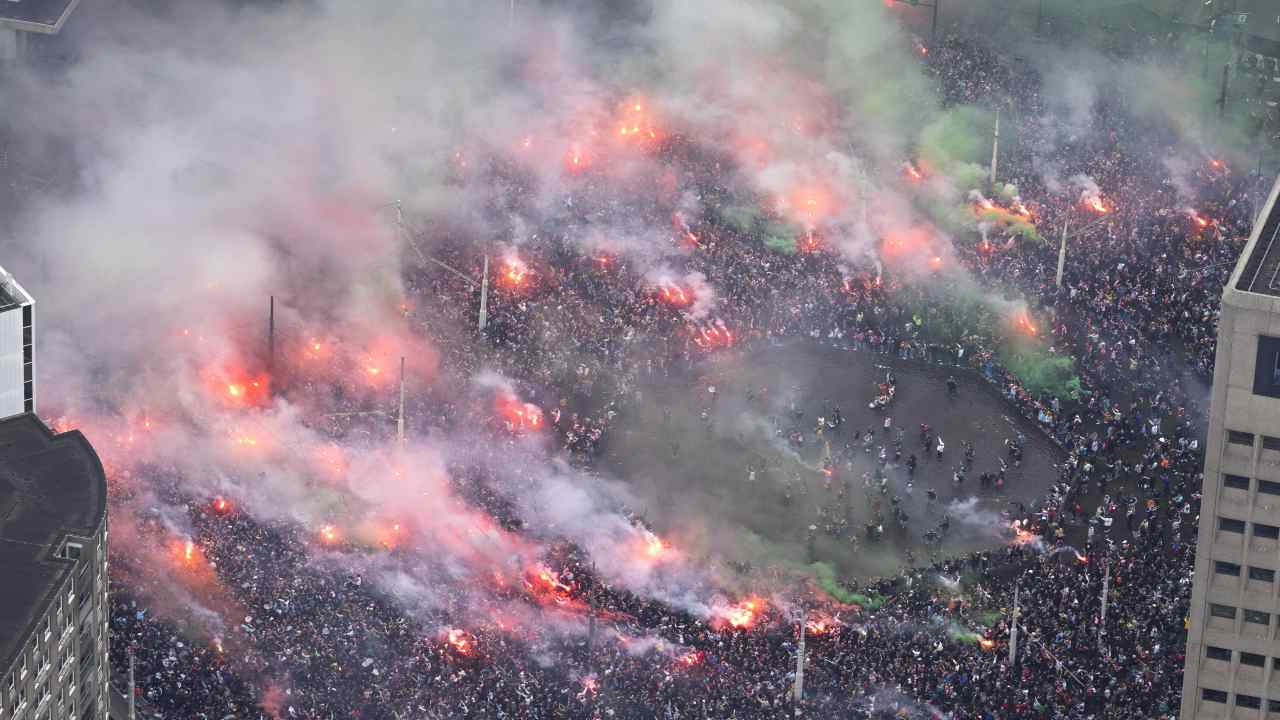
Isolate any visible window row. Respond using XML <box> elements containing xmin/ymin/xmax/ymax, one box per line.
<box><xmin>1227</xmin><ymin>430</ymin><xmax>1280</xmax><ymax>451</ymax></box>
<box><xmin>1201</xmin><ymin>687</ymin><xmax>1280</xmax><ymax>710</ymax></box>
<box><xmin>1221</xmin><ymin>474</ymin><xmax>1280</xmax><ymax>495</ymax></box>
<box><xmin>1208</xmin><ymin>603</ymin><xmax>1274</xmax><ymax>625</ymax></box>
<box><xmin>1216</xmin><ymin>517</ymin><xmax>1280</xmax><ymax>539</ymax></box>
<box><xmin>1212</xmin><ymin>561</ymin><xmax>1278</xmax><ymax>583</ymax></box>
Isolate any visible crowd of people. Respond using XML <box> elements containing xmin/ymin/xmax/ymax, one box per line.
<box><xmin>103</xmin><ymin>26</ymin><xmax>1275</xmax><ymax>720</ymax></box>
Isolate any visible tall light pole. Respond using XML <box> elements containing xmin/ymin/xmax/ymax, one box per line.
<box><xmin>478</xmin><ymin>255</ymin><xmax>490</xmax><ymax>332</ymax></box>
<box><xmin>1009</xmin><ymin>584</ymin><xmax>1020</xmax><ymax>669</ymax></box>
<box><xmin>1098</xmin><ymin>558</ymin><xmax>1111</xmax><ymax>653</ymax></box>
<box><xmin>1056</xmin><ymin>212</ymin><xmax>1112</xmax><ymax>287</ymax></box>
<box><xmin>989</xmin><ymin>110</ymin><xmax>1000</xmax><ymax>188</ymax></box>
<box><xmin>397</xmin><ymin>356</ymin><xmax>406</xmax><ymax>443</ymax></box>
<box><xmin>793</xmin><ymin>617</ymin><xmax>807</xmax><ymax>708</ymax></box>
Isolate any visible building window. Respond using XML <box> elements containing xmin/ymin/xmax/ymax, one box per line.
<box><xmin>1207</xmin><ymin>646</ymin><xmax>1233</xmax><ymax>661</ymax></box>
<box><xmin>1241</xmin><ymin>653</ymin><xmax>1266</xmax><ymax>668</ymax></box>
<box><xmin>1254</xmin><ymin>335</ymin><xmax>1280</xmax><ymax>398</ymax></box>
<box><xmin>1265</xmin><ymin>436</ymin><xmax>1280</xmax><ymax>452</ymax></box>
<box><xmin>1224</xmin><ymin>474</ymin><xmax>1251</xmax><ymax>490</ymax></box>
<box><xmin>1262</xmin><ymin>480</ymin><xmax>1280</xmax><ymax>495</ymax></box>
<box><xmin>1221</xmin><ymin>517</ymin><xmax>1247</xmax><ymax>533</ymax></box>
<box><xmin>1249</xmin><ymin>566</ymin><xmax>1276</xmax><ymax>583</ymax></box>
<box><xmin>1246</xmin><ymin>609</ymin><xmax>1271</xmax><ymax>625</ymax></box>
<box><xmin>1270</xmin><ymin>698</ymin><xmax>1280</xmax><ymax>712</ymax></box>
<box><xmin>1238</xmin><ymin>693</ymin><xmax>1263</xmax><ymax>709</ymax></box>
<box><xmin>1255</xmin><ymin>523</ymin><xmax>1280</xmax><ymax>539</ymax></box>
<box><xmin>1203</xmin><ymin>688</ymin><xmax>1228</xmax><ymax>703</ymax></box>
<box><xmin>1215</xmin><ymin>561</ymin><xmax>1242</xmax><ymax>577</ymax></box>
<box><xmin>1211</xmin><ymin>603</ymin><xmax>1238</xmax><ymax>619</ymax></box>
<box><xmin>1228</xmin><ymin>430</ymin><xmax>1255</xmax><ymax>446</ymax></box>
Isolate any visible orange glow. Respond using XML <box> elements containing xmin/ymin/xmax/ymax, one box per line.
<box><xmin>904</xmin><ymin>162</ymin><xmax>923</xmax><ymax>182</ymax></box>
<box><xmin>717</xmin><ymin>598</ymin><xmax>764</xmax><ymax>629</ymax></box>
<box><xmin>213</xmin><ymin>496</ymin><xmax>230</xmax><ymax>513</ymax></box>
<box><xmin>677</xmin><ymin>651</ymin><xmax>702</xmax><ymax>667</ymax></box>
<box><xmin>502</xmin><ymin>255</ymin><xmax>530</xmax><ymax>288</ymax></box>
<box><xmin>930</xmin><ymin>256</ymin><xmax>943</xmax><ymax>269</ymax></box>
<box><xmin>1083</xmin><ymin>196</ymin><xmax>1108</xmax><ymax>214</ymax></box>
<box><xmin>805</xmin><ymin>617</ymin><xmax>834</xmax><ymax>635</ymax></box>
<box><xmin>184</xmin><ymin>540</ymin><xmax>194</xmax><ymax>562</ymax></box>
<box><xmin>496</xmin><ymin>392</ymin><xmax>543</xmax><ymax>433</ymax></box>
<box><xmin>446</xmin><ymin>628</ymin><xmax>473</xmax><ymax>654</ymax></box>
<box><xmin>642</xmin><ymin>530</ymin><xmax>666</xmax><ymax>558</ymax></box>
<box><xmin>525</xmin><ymin>565</ymin><xmax>576</xmax><ymax>606</ymax></box>
<box><xmin>690</xmin><ymin>321</ymin><xmax>734</xmax><ymax>351</ymax></box>
<box><xmin>320</xmin><ymin>525</ymin><xmax>339</xmax><ymax>544</ymax></box>
<box><xmin>1014</xmin><ymin>311</ymin><xmax>1038</xmax><ymax>336</ymax></box>
<box><xmin>656</xmin><ymin>282</ymin><xmax>691</xmax><ymax>307</ymax></box>
<box><xmin>210</xmin><ymin>368</ymin><xmax>271</xmax><ymax>407</ymax></box>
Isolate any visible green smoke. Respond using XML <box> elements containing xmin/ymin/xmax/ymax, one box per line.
<box><xmin>809</xmin><ymin>562</ymin><xmax>887</xmax><ymax>609</ymax></box>
<box><xmin>1000</xmin><ymin>344</ymin><xmax>1082</xmax><ymax>399</ymax></box>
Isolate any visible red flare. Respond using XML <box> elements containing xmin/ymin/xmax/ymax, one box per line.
<box><xmin>1083</xmin><ymin>196</ymin><xmax>1108</xmax><ymax>214</ymax></box>
<box><xmin>446</xmin><ymin>628</ymin><xmax>473</xmax><ymax>655</ymax></box>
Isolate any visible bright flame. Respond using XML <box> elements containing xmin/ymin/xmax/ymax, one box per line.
<box><xmin>184</xmin><ymin>540</ymin><xmax>194</xmax><ymax>562</ymax></box>
<box><xmin>320</xmin><ymin>525</ymin><xmax>339</xmax><ymax>543</ymax></box>
<box><xmin>1083</xmin><ymin>196</ymin><xmax>1108</xmax><ymax>214</ymax></box>
<box><xmin>1014</xmin><ymin>311</ymin><xmax>1038</xmax><ymax>336</ymax></box>
<box><xmin>642</xmin><ymin>530</ymin><xmax>666</xmax><ymax>558</ymax></box>
<box><xmin>213</xmin><ymin>496</ymin><xmax>229</xmax><ymax>513</ymax></box>
<box><xmin>720</xmin><ymin>598</ymin><xmax>763</xmax><ymax>629</ymax></box>
<box><xmin>446</xmin><ymin>629</ymin><xmax>472</xmax><ymax>654</ymax></box>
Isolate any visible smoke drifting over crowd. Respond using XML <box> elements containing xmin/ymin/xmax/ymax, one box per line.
<box><xmin>0</xmin><ymin>0</ymin><xmax>1253</xmax><ymax>716</ymax></box>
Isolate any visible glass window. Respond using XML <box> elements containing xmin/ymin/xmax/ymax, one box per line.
<box><xmin>1256</xmin><ymin>337</ymin><xmax>1280</xmax><ymax>397</ymax></box>
<box><xmin>1236</xmin><ymin>693</ymin><xmax>1262</xmax><ymax>709</ymax></box>
<box><xmin>1229</xmin><ymin>430</ymin><xmax>1256</xmax><ymax>446</ymax></box>
<box><xmin>1207</xmin><ymin>646</ymin><xmax>1232</xmax><ymax>661</ymax></box>
<box><xmin>1250</xmin><ymin>566</ymin><xmax>1276</xmax><ymax>583</ymax></box>
<box><xmin>1202</xmin><ymin>688</ymin><xmax>1227</xmax><ymax>703</ymax></box>
<box><xmin>1220</xmin><ymin>517</ymin><xmax>1246</xmax><ymax>533</ymax></box>
<box><xmin>1245</xmin><ymin>609</ymin><xmax>1271</xmax><ymax>625</ymax></box>
<box><xmin>1240</xmin><ymin>653</ymin><xmax>1266</xmax><ymax>668</ymax></box>
<box><xmin>1210</xmin><ymin>603</ymin><xmax>1238</xmax><ymax>619</ymax></box>
<box><xmin>1215</xmin><ymin>561</ymin><xmax>1242</xmax><ymax>577</ymax></box>
<box><xmin>1262</xmin><ymin>480</ymin><xmax>1280</xmax><ymax>495</ymax></box>
<box><xmin>1265</xmin><ymin>436</ymin><xmax>1280</xmax><ymax>452</ymax></box>
<box><xmin>1224</xmin><ymin>474</ymin><xmax>1250</xmax><ymax>490</ymax></box>
<box><xmin>1254</xmin><ymin>523</ymin><xmax>1280</xmax><ymax>539</ymax></box>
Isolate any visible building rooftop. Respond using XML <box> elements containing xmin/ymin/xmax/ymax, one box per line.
<box><xmin>0</xmin><ymin>264</ymin><xmax>34</xmax><ymax>313</ymax></box>
<box><xmin>1235</xmin><ymin>176</ymin><xmax>1280</xmax><ymax>298</ymax></box>
<box><xmin>0</xmin><ymin>0</ymin><xmax>79</xmax><ymax>34</ymax></box>
<box><xmin>0</xmin><ymin>414</ymin><xmax>106</xmax><ymax>673</ymax></box>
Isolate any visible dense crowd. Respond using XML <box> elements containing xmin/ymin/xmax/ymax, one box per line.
<box><xmin>103</xmin><ymin>27</ymin><xmax>1271</xmax><ymax>720</ymax></box>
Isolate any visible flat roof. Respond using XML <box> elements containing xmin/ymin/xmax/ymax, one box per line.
<box><xmin>0</xmin><ymin>264</ymin><xmax>33</xmax><ymax>313</ymax></box>
<box><xmin>0</xmin><ymin>414</ymin><xmax>106</xmax><ymax>674</ymax></box>
<box><xmin>0</xmin><ymin>0</ymin><xmax>80</xmax><ymax>34</ymax></box>
<box><xmin>1234</xmin><ymin>175</ymin><xmax>1280</xmax><ymax>298</ymax></box>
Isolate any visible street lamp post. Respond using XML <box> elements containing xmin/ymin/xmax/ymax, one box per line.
<box><xmin>1056</xmin><ymin>212</ymin><xmax>1112</xmax><ymax>287</ymax></box>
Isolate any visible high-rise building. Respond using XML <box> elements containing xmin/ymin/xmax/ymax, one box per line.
<box><xmin>0</xmin><ymin>265</ymin><xmax>36</xmax><ymax>419</ymax></box>
<box><xmin>1182</xmin><ymin>174</ymin><xmax>1280</xmax><ymax>719</ymax></box>
<box><xmin>0</xmin><ymin>0</ymin><xmax>79</xmax><ymax>62</ymax></box>
<box><xmin>0</xmin><ymin>413</ymin><xmax>109</xmax><ymax>720</ymax></box>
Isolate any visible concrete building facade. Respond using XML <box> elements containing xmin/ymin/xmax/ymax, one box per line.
<box><xmin>1183</xmin><ymin>175</ymin><xmax>1280</xmax><ymax>719</ymax></box>
<box><xmin>0</xmin><ymin>265</ymin><xmax>36</xmax><ymax>419</ymax></box>
<box><xmin>0</xmin><ymin>414</ymin><xmax>109</xmax><ymax>720</ymax></box>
